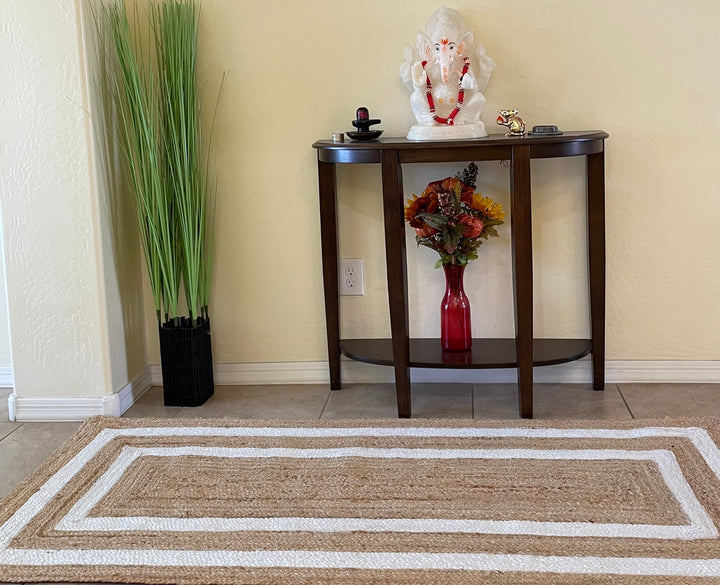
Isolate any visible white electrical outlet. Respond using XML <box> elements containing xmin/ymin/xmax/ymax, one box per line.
<box><xmin>339</xmin><ymin>258</ymin><xmax>364</xmax><ymax>295</ymax></box>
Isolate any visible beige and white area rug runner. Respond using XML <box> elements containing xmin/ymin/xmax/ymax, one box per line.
<box><xmin>3</xmin><ymin>417</ymin><xmax>720</xmax><ymax>584</ymax></box>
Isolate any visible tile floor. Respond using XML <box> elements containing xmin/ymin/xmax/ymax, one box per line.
<box><xmin>2</xmin><ymin>382</ymin><xmax>719</xmax><ymax>503</ymax></box>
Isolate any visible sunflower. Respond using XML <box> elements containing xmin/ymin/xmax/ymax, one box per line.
<box><xmin>471</xmin><ymin>194</ymin><xmax>506</xmax><ymax>221</ymax></box>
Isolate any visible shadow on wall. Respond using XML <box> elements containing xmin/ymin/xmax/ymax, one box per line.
<box><xmin>82</xmin><ymin>1</ymin><xmax>147</xmax><ymax>390</ymax></box>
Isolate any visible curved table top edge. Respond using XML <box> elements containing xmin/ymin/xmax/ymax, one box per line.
<box><xmin>313</xmin><ymin>131</ymin><xmax>609</xmax><ymax>151</ymax></box>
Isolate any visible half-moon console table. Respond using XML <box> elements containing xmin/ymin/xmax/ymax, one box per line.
<box><xmin>312</xmin><ymin>131</ymin><xmax>608</xmax><ymax>418</ymax></box>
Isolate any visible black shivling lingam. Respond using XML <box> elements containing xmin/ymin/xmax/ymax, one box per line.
<box><xmin>347</xmin><ymin>107</ymin><xmax>383</xmax><ymax>141</ymax></box>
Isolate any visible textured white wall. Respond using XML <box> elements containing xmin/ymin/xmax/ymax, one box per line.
<box><xmin>142</xmin><ymin>0</ymin><xmax>720</xmax><ymax>365</ymax></box>
<box><xmin>0</xmin><ymin>246</ymin><xmax>10</xmax><ymax>368</ymax></box>
<box><xmin>0</xmin><ymin>0</ymin><xmax>137</xmax><ymax>398</ymax></box>
<box><xmin>0</xmin><ymin>22</ymin><xmax>12</xmax><ymax>371</ymax></box>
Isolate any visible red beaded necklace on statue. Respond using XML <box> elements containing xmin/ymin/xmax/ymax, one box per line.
<box><xmin>422</xmin><ymin>57</ymin><xmax>470</xmax><ymax>126</ymax></box>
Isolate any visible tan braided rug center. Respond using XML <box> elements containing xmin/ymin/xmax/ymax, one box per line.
<box><xmin>3</xmin><ymin>416</ymin><xmax>720</xmax><ymax>584</ymax></box>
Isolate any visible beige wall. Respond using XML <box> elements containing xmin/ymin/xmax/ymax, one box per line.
<box><xmin>130</xmin><ymin>0</ymin><xmax>718</xmax><ymax>365</ymax></box>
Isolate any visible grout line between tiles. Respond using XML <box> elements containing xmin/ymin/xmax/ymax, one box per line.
<box><xmin>0</xmin><ymin>423</ymin><xmax>24</xmax><ymax>442</ymax></box>
<box><xmin>616</xmin><ymin>384</ymin><xmax>635</xmax><ymax>419</ymax></box>
<box><xmin>318</xmin><ymin>388</ymin><xmax>333</xmax><ymax>420</ymax></box>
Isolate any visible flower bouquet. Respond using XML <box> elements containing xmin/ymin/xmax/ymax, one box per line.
<box><xmin>404</xmin><ymin>163</ymin><xmax>505</xmax><ymax>350</ymax></box>
<box><xmin>404</xmin><ymin>162</ymin><xmax>505</xmax><ymax>267</ymax></box>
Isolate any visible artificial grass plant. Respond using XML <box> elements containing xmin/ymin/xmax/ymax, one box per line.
<box><xmin>101</xmin><ymin>0</ymin><xmax>215</xmax><ymax>326</ymax></box>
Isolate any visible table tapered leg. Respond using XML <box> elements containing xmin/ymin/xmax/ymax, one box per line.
<box><xmin>587</xmin><ymin>150</ymin><xmax>606</xmax><ymax>390</ymax></box>
<box><xmin>380</xmin><ymin>150</ymin><xmax>411</xmax><ymax>418</ymax></box>
<box><xmin>511</xmin><ymin>145</ymin><xmax>534</xmax><ymax>418</ymax></box>
<box><xmin>318</xmin><ymin>159</ymin><xmax>341</xmax><ymax>390</ymax></box>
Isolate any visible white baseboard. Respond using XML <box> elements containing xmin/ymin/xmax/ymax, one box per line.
<box><xmin>9</xmin><ymin>359</ymin><xmax>718</xmax><ymax>421</ymax></box>
<box><xmin>606</xmin><ymin>360</ymin><xmax>720</xmax><ymax>383</ymax></box>
<box><xmin>149</xmin><ymin>358</ymin><xmax>720</xmax><ymax>386</ymax></box>
<box><xmin>9</xmin><ymin>368</ymin><xmax>152</xmax><ymax>422</ymax></box>
<box><xmin>117</xmin><ymin>368</ymin><xmax>153</xmax><ymax>414</ymax></box>
<box><xmin>0</xmin><ymin>366</ymin><xmax>13</xmax><ymax>389</ymax></box>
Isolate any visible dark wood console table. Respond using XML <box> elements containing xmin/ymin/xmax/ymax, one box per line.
<box><xmin>313</xmin><ymin>132</ymin><xmax>608</xmax><ymax>418</ymax></box>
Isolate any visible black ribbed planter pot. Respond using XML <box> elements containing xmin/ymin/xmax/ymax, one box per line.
<box><xmin>159</xmin><ymin>317</ymin><xmax>214</xmax><ymax>407</ymax></box>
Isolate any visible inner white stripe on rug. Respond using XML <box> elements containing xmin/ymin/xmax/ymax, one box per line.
<box><xmin>55</xmin><ymin>445</ymin><xmax>716</xmax><ymax>540</ymax></box>
<box><xmin>109</xmin><ymin>424</ymin><xmax>720</xmax><ymax>485</ymax></box>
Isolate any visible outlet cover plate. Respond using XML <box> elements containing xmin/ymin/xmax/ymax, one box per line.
<box><xmin>339</xmin><ymin>258</ymin><xmax>364</xmax><ymax>295</ymax></box>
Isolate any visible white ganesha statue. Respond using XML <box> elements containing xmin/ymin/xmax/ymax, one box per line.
<box><xmin>400</xmin><ymin>6</ymin><xmax>495</xmax><ymax>140</ymax></box>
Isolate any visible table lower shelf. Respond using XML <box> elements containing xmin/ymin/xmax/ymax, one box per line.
<box><xmin>341</xmin><ymin>338</ymin><xmax>592</xmax><ymax>369</ymax></box>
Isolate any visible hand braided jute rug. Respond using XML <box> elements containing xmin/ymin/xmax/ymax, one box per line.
<box><xmin>4</xmin><ymin>417</ymin><xmax>720</xmax><ymax>584</ymax></box>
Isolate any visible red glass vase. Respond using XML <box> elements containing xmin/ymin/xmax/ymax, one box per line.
<box><xmin>441</xmin><ymin>263</ymin><xmax>472</xmax><ymax>351</ymax></box>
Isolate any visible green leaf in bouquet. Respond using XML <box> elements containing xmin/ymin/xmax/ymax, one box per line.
<box><xmin>452</xmin><ymin>181</ymin><xmax>462</xmax><ymax>201</ymax></box>
<box><xmin>484</xmin><ymin>225</ymin><xmax>499</xmax><ymax>238</ymax></box>
<box><xmin>419</xmin><ymin>239</ymin><xmax>438</xmax><ymax>252</ymax></box>
<box><xmin>417</xmin><ymin>213</ymin><xmax>448</xmax><ymax>229</ymax></box>
<box><xmin>452</xmin><ymin>192</ymin><xmax>461</xmax><ymax>215</ymax></box>
<box><xmin>442</xmin><ymin>227</ymin><xmax>462</xmax><ymax>250</ymax></box>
